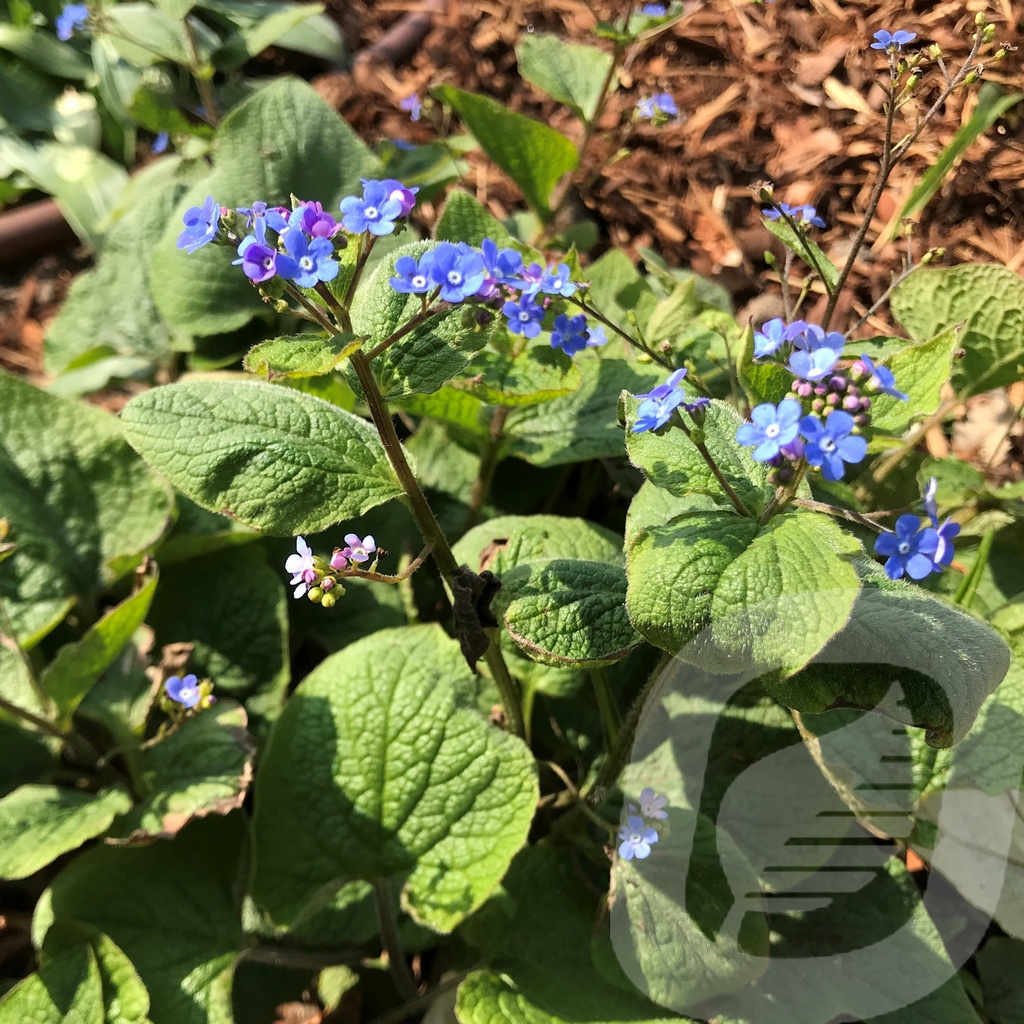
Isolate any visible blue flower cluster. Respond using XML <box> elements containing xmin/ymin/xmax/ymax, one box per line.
<box><xmin>871</xmin><ymin>29</ymin><xmax>917</xmax><ymax>52</ymax></box>
<box><xmin>389</xmin><ymin>238</ymin><xmax>607</xmax><ymax>356</ymax></box>
<box><xmin>618</xmin><ymin>787</ymin><xmax>668</xmax><ymax>861</ymax></box>
<box><xmin>631</xmin><ymin>368</ymin><xmax>709</xmax><ymax>433</ymax></box>
<box><xmin>55</xmin><ymin>2</ymin><xmax>88</xmax><ymax>40</ymax></box>
<box><xmin>734</xmin><ymin>319</ymin><xmax>908</xmax><ymax>484</ymax></box>
<box><xmin>873</xmin><ymin>478</ymin><xmax>960</xmax><ymax>580</ymax></box>
<box><xmin>175</xmin><ymin>179</ymin><xmax>420</xmax><ymax>290</ymax></box>
<box><xmin>762</xmin><ymin>202</ymin><xmax>827</xmax><ymax>229</ymax></box>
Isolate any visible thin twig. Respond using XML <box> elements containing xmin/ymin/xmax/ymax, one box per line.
<box><xmin>374</xmin><ymin>880</ymin><xmax>418</xmax><ymax>1002</ymax></box>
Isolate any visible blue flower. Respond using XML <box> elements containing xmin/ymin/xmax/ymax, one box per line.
<box><xmin>152</xmin><ymin>132</ymin><xmax>170</xmax><ymax>154</ymax></box>
<box><xmin>618</xmin><ymin>815</ymin><xmax>659</xmax><ymax>861</ymax></box>
<box><xmin>232</xmin><ymin>235</ymin><xmax>277</xmax><ymax>283</ymax></box>
<box><xmin>859</xmin><ymin>353</ymin><xmax>908</xmax><ymax>400</ymax></box>
<box><xmin>788</xmin><ymin>345</ymin><xmax>841</xmax><ymax>381</ymax></box>
<box><xmin>390</xmin><ymin>252</ymin><xmax>435</xmax><ymax>294</ymax></box>
<box><xmin>799</xmin><ymin>411</ymin><xmax>867</xmax><ymax>481</ymax></box>
<box><xmin>736</xmin><ymin>400</ymin><xmax>802</xmax><ymax>461</ymax></box>
<box><xmin>585</xmin><ymin>324</ymin><xmax>608</xmax><ymax>348</ymax></box>
<box><xmin>871</xmin><ymin>29</ymin><xmax>917</xmax><ymax>51</ymax></box>
<box><xmin>763</xmin><ymin>203</ymin><xmax>826</xmax><ymax>229</ymax></box>
<box><xmin>176</xmin><ymin>195</ymin><xmax>220</xmax><ymax>253</ymax></box>
<box><xmin>754</xmin><ymin>318</ymin><xmax>806</xmax><ymax>358</ymax></box>
<box><xmin>934</xmin><ymin>519</ymin><xmax>960</xmax><ymax>569</ymax></box>
<box><xmin>539</xmin><ymin>263</ymin><xmax>577</xmax><ymax>297</ymax></box>
<box><xmin>502</xmin><ymin>294</ymin><xmax>545</xmax><ymax>338</ymax></box>
<box><xmin>56</xmin><ymin>2</ymin><xmax>89</xmax><ymax>40</ymax></box>
<box><xmin>874</xmin><ymin>515</ymin><xmax>940</xmax><ymax>580</ymax></box>
<box><xmin>639</xmin><ymin>787</ymin><xmax>668</xmax><ymax>819</ymax></box>
<box><xmin>165</xmin><ymin>673</ymin><xmax>201</xmax><ymax>709</ymax></box>
<box><xmin>276</xmin><ymin>229</ymin><xmax>339</xmax><ymax>288</ymax></box>
<box><xmin>550</xmin><ymin>314</ymin><xmax>590</xmax><ymax>355</ymax></box>
<box><xmin>640</xmin><ymin>3</ymin><xmax>666</xmax><ymax>13</ymax></box>
<box><xmin>480</xmin><ymin>239</ymin><xmax>523</xmax><ymax>283</ymax></box>
<box><xmin>339</xmin><ymin>180</ymin><xmax>403</xmax><ymax>236</ymax></box>
<box><xmin>380</xmin><ymin>179</ymin><xmax>419</xmax><ymax>217</ymax></box>
<box><xmin>399</xmin><ymin>94</ymin><xmax>423</xmax><ymax>121</ymax></box>
<box><xmin>632</xmin><ymin>369</ymin><xmax>704</xmax><ymax>433</ymax></box>
<box><xmin>922</xmin><ymin>476</ymin><xmax>940</xmax><ymax>526</ymax></box>
<box><xmin>636</xmin><ymin>93</ymin><xmax>678</xmax><ymax>119</ymax></box>
<box><xmin>428</xmin><ymin>242</ymin><xmax>486</xmax><ymax>302</ymax></box>
<box><xmin>791</xmin><ymin>323</ymin><xmax>846</xmax><ymax>352</ymax></box>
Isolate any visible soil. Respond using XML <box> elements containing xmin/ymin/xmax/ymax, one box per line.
<box><xmin>0</xmin><ymin>0</ymin><xmax>1021</xmax><ymax>473</ymax></box>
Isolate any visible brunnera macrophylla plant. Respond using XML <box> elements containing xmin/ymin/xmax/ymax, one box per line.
<box><xmin>0</xmin><ymin>7</ymin><xmax>1022</xmax><ymax>1024</ymax></box>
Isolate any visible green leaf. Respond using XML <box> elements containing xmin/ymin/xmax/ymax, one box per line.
<box><xmin>977</xmin><ymin>937</ymin><xmax>1024</xmax><ymax>1024</ymax></box>
<box><xmin>883</xmin><ymin>84</ymin><xmax>1023</xmax><ymax>243</ymax></box>
<box><xmin>453</xmin><ymin>345</ymin><xmax>582</xmax><ymax>406</ymax></box>
<box><xmin>456</xmin><ymin>847</ymin><xmax>670</xmax><ymax>1024</ymax></box>
<box><xmin>433</xmin><ymin>85</ymin><xmax>578</xmax><ymax>221</ymax></box>
<box><xmin>35</xmin><ymin>815</ymin><xmax>246</xmax><ymax>1024</ymax></box>
<box><xmin>0</xmin><ymin>721</ymin><xmax>55</xmax><ymax>800</ymax></box>
<box><xmin>89</xmin><ymin>932</ymin><xmax>152</xmax><ymax>1024</ymax></box>
<box><xmin>453</xmin><ymin>514</ymin><xmax>624</xmax><ymax>574</ymax></box>
<box><xmin>625</xmin><ymin>398</ymin><xmax>773</xmax><ymax>513</ymax></box>
<box><xmin>645</xmin><ymin>279</ymin><xmax>700</xmax><ymax>343</ymax></box>
<box><xmin>350</xmin><ymin>242</ymin><xmax>498</xmax><ymax>399</ymax></box>
<box><xmin>626</xmin><ymin>508</ymin><xmax>861</xmax><ymax>675</ymax></box>
<box><xmin>150</xmin><ymin>78</ymin><xmax>379</xmax><ymax>337</ymax></box>
<box><xmin>502</xmin><ymin>356</ymin><xmax>664</xmax><ymax>467</ymax></box>
<box><xmin>108</xmin><ymin>701</ymin><xmax>255</xmax><ymax>842</ymax></box>
<box><xmin>435</xmin><ymin>189</ymin><xmax>517</xmax><ymax>247</ymax></box>
<box><xmin>120</xmin><ymin>379</ymin><xmax>402</xmax><ymax>535</ymax></box>
<box><xmin>41</xmin><ymin>571</ymin><xmax>158</xmax><ymax>729</ymax></box>
<box><xmin>104</xmin><ymin>4</ymin><xmax>191</xmax><ymax>64</ymax></box>
<box><xmin>146</xmin><ymin>547</ymin><xmax>288</xmax><ymax>723</ymax></box>
<box><xmin>0</xmin><ymin>24</ymin><xmax>91</xmax><ymax>79</ymax></box>
<box><xmin>0</xmin><ymin>943</ymin><xmax>104</xmax><ymax>1024</ymax></box>
<box><xmin>515</xmin><ymin>34</ymin><xmax>613</xmax><ymax>123</ymax></box>
<box><xmin>249</xmin><ymin>625</ymin><xmax>538</xmax><ymax>933</ymax></box>
<box><xmin>210</xmin><ymin>2</ymin><xmax>324</xmax><ymax>71</ymax></box>
<box><xmin>243</xmin><ymin>333</ymin><xmax>361</xmax><ymax>380</ymax></box>
<box><xmin>891</xmin><ymin>264</ymin><xmax>1024</xmax><ymax>396</ymax></box>
<box><xmin>501</xmin><ymin>559</ymin><xmax>641</xmax><ymax>668</ymax></box>
<box><xmin>0</xmin><ymin>785</ymin><xmax>132</xmax><ymax>880</ymax></box>
<box><xmin>869</xmin><ymin>326</ymin><xmax>958</xmax><ymax>435</ymax></box>
<box><xmin>782</xmin><ymin>559</ymin><xmax>1009</xmax><ymax>746</ymax></box>
<box><xmin>762</xmin><ymin>216</ymin><xmax>839</xmax><ymax>290</ymax></box>
<box><xmin>0</xmin><ymin>371</ymin><xmax>173</xmax><ymax>647</ymax></box>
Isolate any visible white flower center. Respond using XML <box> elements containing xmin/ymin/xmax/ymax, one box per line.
<box><xmin>518</xmin><ymin>312</ymin><xmax>530</xmax><ymax>322</ymax></box>
<box><xmin>412</xmin><ymin>275</ymin><xmax>427</xmax><ymax>288</ymax></box>
<box><xmin>898</xmin><ymin>541</ymin><xmax>911</xmax><ymax>555</ymax></box>
<box><xmin>447</xmin><ymin>270</ymin><xmax>463</xmax><ymax>285</ymax></box>
<box><xmin>300</xmin><ymin>256</ymin><xmax>314</xmax><ymax>271</ymax></box>
<box><xmin>765</xmin><ymin>423</ymin><xmax>780</xmax><ymax>439</ymax></box>
<box><xmin>630</xmin><ymin>831</ymin><xmax>642</xmax><ymax>843</ymax></box>
<box><xmin>364</xmin><ymin>206</ymin><xmax>379</xmax><ymax>219</ymax></box>
<box><xmin>262</xmin><ymin>256</ymin><xmax>274</xmax><ymax>270</ymax></box>
<box><xmin>820</xmin><ymin>437</ymin><xmax>836</xmax><ymax>453</ymax></box>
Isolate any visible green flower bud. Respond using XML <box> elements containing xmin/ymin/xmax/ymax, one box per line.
<box><xmin>929</xmin><ymin>44</ymin><xmax>942</xmax><ymax>58</ymax></box>
<box><xmin>975</xmin><ymin>12</ymin><xmax>987</xmax><ymax>27</ymax></box>
<box><xmin>689</xmin><ymin>427</ymin><xmax>705</xmax><ymax>445</ymax></box>
<box><xmin>321</xmin><ymin>591</ymin><xmax>337</xmax><ymax>609</ymax></box>
<box><xmin>983</xmin><ymin>24</ymin><xmax>996</xmax><ymax>42</ymax></box>
<box><xmin>307</xmin><ymin>586</ymin><xmax>324</xmax><ymax>603</ymax></box>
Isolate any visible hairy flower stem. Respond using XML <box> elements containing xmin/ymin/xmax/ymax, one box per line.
<box><xmin>465</xmin><ymin>406</ymin><xmax>509</xmax><ymax>530</ymax></box>
<box><xmin>582</xmin><ymin>653</ymin><xmax>671</xmax><ymax>811</ymax></box>
<box><xmin>591</xmin><ymin>668</ymin><xmax>621</xmax><ymax>749</ymax></box>
<box><xmin>183</xmin><ymin>17</ymin><xmax>219</xmax><ymax>125</ymax></box>
<box><xmin>570</xmin><ymin>297</ymin><xmax>675</xmax><ymax>371</ymax></box>
<box><xmin>792</xmin><ymin>498</ymin><xmax>894</xmax><ymax>532</ymax></box>
<box><xmin>374</xmin><ymin>880</ymin><xmax>419</xmax><ymax>1001</ymax></box>
<box><xmin>822</xmin><ymin>27</ymin><xmax>985</xmax><ymax>332</ymax></box>
<box><xmin>758</xmin><ymin>462</ymin><xmax>808</xmax><ymax>525</ymax></box>
<box><xmin>349</xmin><ymin>351</ymin><xmax>524</xmax><ymax>737</ymax></box>
<box><xmin>675</xmin><ymin>417</ymin><xmax>752</xmax><ymax>518</ymax></box>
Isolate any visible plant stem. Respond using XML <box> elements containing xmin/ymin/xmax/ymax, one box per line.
<box><xmin>792</xmin><ymin>498</ymin><xmax>894</xmax><ymax>532</ymax></box>
<box><xmin>590</xmin><ymin>668</ymin><xmax>620</xmax><ymax>748</ymax></box>
<box><xmin>821</xmin><ymin>85</ymin><xmax>895</xmax><ymax>331</ymax></box>
<box><xmin>675</xmin><ymin>416</ymin><xmax>752</xmax><ymax>518</ymax></box>
<box><xmin>367</xmin><ymin>972</ymin><xmax>470</xmax><ymax>1024</ymax></box>
<box><xmin>465</xmin><ymin>406</ymin><xmax>509</xmax><ymax>530</ymax></box>
<box><xmin>366</xmin><ymin>305</ymin><xmax>448</xmax><ymax>360</ymax></box>
<box><xmin>182</xmin><ymin>17</ymin><xmax>219</xmax><ymax>126</ymax></box>
<box><xmin>570</xmin><ymin>296</ymin><xmax>675</xmax><ymax>371</ymax></box>
<box><xmin>349</xmin><ymin>351</ymin><xmax>523</xmax><ymax>736</ymax></box>
<box><xmin>238</xmin><ymin>944</ymin><xmax>362</xmax><ymax>970</ymax></box>
<box><xmin>345</xmin><ymin>235</ymin><xmax>378</xmax><ymax>309</ymax></box>
<box><xmin>373</xmin><ymin>880</ymin><xmax>418</xmax><ymax>1001</ymax></box>
<box><xmin>582</xmin><ymin>653</ymin><xmax>669</xmax><ymax>809</ymax></box>
<box><xmin>0</xmin><ymin>695</ymin><xmax>106</xmax><ymax>768</ymax></box>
